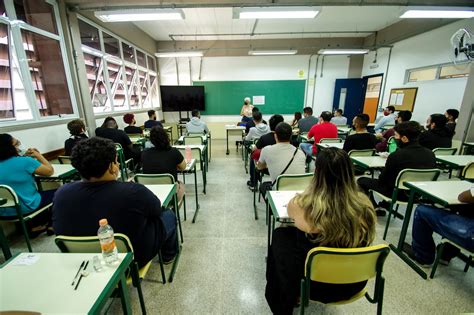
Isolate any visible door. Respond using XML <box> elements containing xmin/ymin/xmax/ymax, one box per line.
<box><xmin>332</xmin><ymin>78</ymin><xmax>365</xmax><ymax>126</ymax></box>
<box><xmin>361</xmin><ymin>74</ymin><xmax>383</xmax><ymax>123</ymax></box>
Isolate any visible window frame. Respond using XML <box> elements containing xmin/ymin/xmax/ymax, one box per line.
<box><xmin>405</xmin><ymin>61</ymin><xmax>470</xmax><ymax>84</ymax></box>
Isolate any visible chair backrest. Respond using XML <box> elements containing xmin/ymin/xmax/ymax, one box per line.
<box><xmin>177</xmin><ymin>147</ymin><xmax>203</xmax><ymax>170</ymax></box>
<box><xmin>461</xmin><ymin>162</ymin><xmax>474</xmax><ymax>180</ymax></box>
<box><xmin>276</xmin><ymin>173</ymin><xmax>313</xmax><ymax>191</ymax></box>
<box><xmin>58</xmin><ymin>156</ymin><xmax>72</xmax><ymax>164</ymax></box>
<box><xmin>395</xmin><ymin>168</ymin><xmax>441</xmax><ymax>190</ymax></box>
<box><xmin>134</xmin><ymin>173</ymin><xmax>175</xmax><ymax>185</ymax></box>
<box><xmin>305</xmin><ymin>244</ymin><xmax>390</xmax><ymax>284</ymax></box>
<box><xmin>319</xmin><ymin>138</ymin><xmax>343</xmax><ymax>143</ymax></box>
<box><xmin>183</xmin><ymin>136</ymin><xmax>204</xmax><ymax>145</ymax></box>
<box><xmin>432</xmin><ymin>147</ymin><xmax>457</xmax><ymax>156</ymax></box>
<box><xmin>115</xmin><ymin>143</ymin><xmax>128</xmax><ymax>180</ymax></box>
<box><xmin>0</xmin><ymin>185</ymin><xmax>19</xmax><ymax>209</ymax></box>
<box><xmin>348</xmin><ymin>149</ymin><xmax>376</xmax><ymax>157</ymax></box>
<box><xmin>55</xmin><ymin>233</ymin><xmax>133</xmax><ymax>254</ymax></box>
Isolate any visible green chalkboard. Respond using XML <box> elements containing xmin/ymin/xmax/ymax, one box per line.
<box><xmin>193</xmin><ymin>80</ymin><xmax>306</xmax><ymax>115</ymax></box>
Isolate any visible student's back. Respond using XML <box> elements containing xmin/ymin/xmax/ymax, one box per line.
<box><xmin>419</xmin><ymin>128</ymin><xmax>453</xmax><ymax>150</ymax></box>
<box><xmin>142</xmin><ymin>147</ymin><xmax>184</xmax><ymax>181</ymax></box>
<box><xmin>343</xmin><ymin>133</ymin><xmax>377</xmax><ymax>153</ymax></box>
<box><xmin>298</xmin><ymin>116</ymin><xmax>318</xmax><ymax>133</ymax></box>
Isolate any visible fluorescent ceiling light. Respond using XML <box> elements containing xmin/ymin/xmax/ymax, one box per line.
<box><xmin>400</xmin><ymin>7</ymin><xmax>474</xmax><ymax>18</ymax></box>
<box><xmin>95</xmin><ymin>8</ymin><xmax>185</xmax><ymax>22</ymax></box>
<box><xmin>236</xmin><ymin>6</ymin><xmax>320</xmax><ymax>19</ymax></box>
<box><xmin>155</xmin><ymin>51</ymin><xmax>203</xmax><ymax>58</ymax></box>
<box><xmin>248</xmin><ymin>50</ymin><xmax>298</xmax><ymax>56</ymax></box>
<box><xmin>318</xmin><ymin>49</ymin><xmax>369</xmax><ymax>55</ymax></box>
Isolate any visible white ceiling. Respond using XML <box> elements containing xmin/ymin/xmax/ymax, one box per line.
<box><xmin>133</xmin><ymin>6</ymin><xmax>406</xmax><ymax>41</ymax></box>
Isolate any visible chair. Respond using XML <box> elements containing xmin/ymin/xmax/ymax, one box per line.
<box><xmin>176</xmin><ymin>147</ymin><xmax>206</xmax><ymax>194</ymax></box>
<box><xmin>460</xmin><ymin>162</ymin><xmax>474</xmax><ymax>181</ymax></box>
<box><xmin>300</xmin><ymin>244</ymin><xmax>390</xmax><ymax>315</ymax></box>
<box><xmin>0</xmin><ymin>185</ymin><xmax>52</xmax><ymax>252</ymax></box>
<box><xmin>432</xmin><ymin>147</ymin><xmax>457</xmax><ymax>156</ymax></box>
<box><xmin>183</xmin><ymin>135</ymin><xmax>204</xmax><ymax>145</ymax></box>
<box><xmin>275</xmin><ymin>173</ymin><xmax>313</xmax><ymax>191</ymax></box>
<box><xmin>348</xmin><ymin>149</ymin><xmax>376</xmax><ymax>157</ymax></box>
<box><xmin>430</xmin><ymin>238</ymin><xmax>473</xmax><ymax>279</ymax></box>
<box><xmin>115</xmin><ymin>143</ymin><xmax>134</xmax><ymax>181</ymax></box>
<box><xmin>319</xmin><ymin>138</ymin><xmax>343</xmax><ymax>143</ymax></box>
<box><xmin>55</xmin><ymin>233</ymin><xmax>159</xmax><ymax>314</ymax></box>
<box><xmin>58</xmin><ymin>156</ymin><xmax>72</xmax><ymax>164</ymax></box>
<box><xmin>134</xmin><ymin>174</ymin><xmax>184</xmax><ymax>242</ymax></box>
<box><xmin>370</xmin><ymin>168</ymin><xmax>441</xmax><ymax>240</ymax></box>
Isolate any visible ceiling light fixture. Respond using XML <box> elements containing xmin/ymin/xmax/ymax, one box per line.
<box><xmin>235</xmin><ymin>6</ymin><xmax>320</xmax><ymax>19</ymax></box>
<box><xmin>248</xmin><ymin>50</ymin><xmax>298</xmax><ymax>56</ymax></box>
<box><xmin>155</xmin><ymin>51</ymin><xmax>203</xmax><ymax>58</ymax></box>
<box><xmin>95</xmin><ymin>8</ymin><xmax>185</xmax><ymax>22</ymax></box>
<box><xmin>318</xmin><ymin>49</ymin><xmax>369</xmax><ymax>55</ymax></box>
<box><xmin>400</xmin><ymin>7</ymin><xmax>474</xmax><ymax>18</ymax></box>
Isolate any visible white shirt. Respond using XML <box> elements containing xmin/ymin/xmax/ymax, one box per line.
<box><xmin>259</xmin><ymin>143</ymin><xmax>307</xmax><ymax>183</ymax></box>
<box><xmin>374</xmin><ymin>113</ymin><xmax>396</xmax><ymax>132</ymax></box>
<box><xmin>330</xmin><ymin>116</ymin><xmax>348</xmax><ymax>126</ymax></box>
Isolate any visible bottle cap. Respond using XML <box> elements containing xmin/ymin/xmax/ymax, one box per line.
<box><xmin>99</xmin><ymin>219</ymin><xmax>108</xmax><ymax>226</ymax></box>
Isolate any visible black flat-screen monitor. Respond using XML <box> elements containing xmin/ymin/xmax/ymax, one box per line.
<box><xmin>160</xmin><ymin>85</ymin><xmax>205</xmax><ymax>112</ymax></box>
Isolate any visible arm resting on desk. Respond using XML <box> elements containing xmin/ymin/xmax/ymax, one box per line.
<box><xmin>288</xmin><ymin>197</ymin><xmax>318</xmax><ymax>234</ymax></box>
<box><xmin>458</xmin><ymin>189</ymin><xmax>474</xmax><ymax>203</ymax></box>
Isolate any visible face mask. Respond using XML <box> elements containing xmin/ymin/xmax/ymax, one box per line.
<box><xmin>396</xmin><ymin>139</ymin><xmax>407</xmax><ymax>148</ymax></box>
<box><xmin>383</xmin><ymin>110</ymin><xmax>389</xmax><ymax>116</ymax></box>
<box><xmin>17</xmin><ymin>147</ymin><xmax>26</xmax><ymax>156</ymax></box>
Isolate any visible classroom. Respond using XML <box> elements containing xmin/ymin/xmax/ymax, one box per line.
<box><xmin>0</xmin><ymin>0</ymin><xmax>473</xmax><ymax>314</ymax></box>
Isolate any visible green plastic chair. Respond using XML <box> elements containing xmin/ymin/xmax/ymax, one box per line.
<box><xmin>319</xmin><ymin>138</ymin><xmax>343</xmax><ymax>143</ymax></box>
<box><xmin>348</xmin><ymin>149</ymin><xmax>376</xmax><ymax>157</ymax></box>
<box><xmin>275</xmin><ymin>173</ymin><xmax>314</xmax><ymax>191</ymax></box>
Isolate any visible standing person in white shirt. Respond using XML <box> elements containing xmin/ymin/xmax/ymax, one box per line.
<box><xmin>374</xmin><ymin>106</ymin><xmax>396</xmax><ymax>133</ymax></box>
<box><xmin>186</xmin><ymin>109</ymin><xmax>209</xmax><ymax>134</ymax></box>
<box><xmin>245</xmin><ymin>111</ymin><xmax>270</xmax><ymax>141</ymax></box>
<box><xmin>330</xmin><ymin>109</ymin><xmax>348</xmax><ymax>126</ymax></box>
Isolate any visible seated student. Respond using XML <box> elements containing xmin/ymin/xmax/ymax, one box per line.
<box><xmin>65</xmin><ymin>119</ymin><xmax>88</xmax><ymax>156</ymax></box>
<box><xmin>245</xmin><ymin>108</ymin><xmax>268</xmax><ymax>134</ymax></box>
<box><xmin>186</xmin><ymin>109</ymin><xmax>209</xmax><ymax>134</ymax></box>
<box><xmin>96</xmin><ymin>117</ymin><xmax>139</xmax><ymax>164</ymax></box>
<box><xmin>299</xmin><ymin>111</ymin><xmax>338</xmax><ymax>158</ymax></box>
<box><xmin>403</xmin><ymin>187</ymin><xmax>474</xmax><ymax>267</ymax></box>
<box><xmin>247</xmin><ymin>114</ymin><xmax>284</xmax><ymax>189</ymax></box>
<box><xmin>330</xmin><ymin>109</ymin><xmax>348</xmax><ymax>126</ymax></box>
<box><xmin>245</xmin><ymin>111</ymin><xmax>270</xmax><ymax>141</ymax></box>
<box><xmin>291</xmin><ymin>111</ymin><xmax>302</xmax><ymax>128</ymax></box>
<box><xmin>445</xmin><ymin>108</ymin><xmax>459</xmax><ymax>134</ymax></box>
<box><xmin>257</xmin><ymin>122</ymin><xmax>306</xmax><ymax>192</ymax></box>
<box><xmin>419</xmin><ymin>113</ymin><xmax>454</xmax><ymax>150</ymax></box>
<box><xmin>144</xmin><ymin>109</ymin><xmax>163</xmax><ymax>129</ymax></box>
<box><xmin>358</xmin><ymin>121</ymin><xmax>437</xmax><ymax>216</ymax></box>
<box><xmin>265</xmin><ymin>148</ymin><xmax>376</xmax><ymax>314</ymax></box>
<box><xmin>52</xmin><ymin>137</ymin><xmax>178</xmax><ymax>267</ymax></box>
<box><xmin>374</xmin><ymin>106</ymin><xmax>396</xmax><ymax>133</ymax></box>
<box><xmin>123</xmin><ymin>113</ymin><xmax>143</xmax><ymax>135</ymax></box>
<box><xmin>343</xmin><ymin>114</ymin><xmax>377</xmax><ymax>153</ymax></box>
<box><xmin>0</xmin><ymin>134</ymin><xmax>54</xmax><ymax>236</ymax></box>
<box><xmin>297</xmin><ymin>107</ymin><xmax>319</xmax><ymax>133</ymax></box>
<box><xmin>375</xmin><ymin>110</ymin><xmax>412</xmax><ymax>152</ymax></box>
<box><xmin>142</xmin><ymin>126</ymin><xmax>186</xmax><ymax>202</ymax></box>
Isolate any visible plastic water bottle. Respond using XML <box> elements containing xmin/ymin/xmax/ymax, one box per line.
<box><xmin>97</xmin><ymin>219</ymin><xmax>118</xmax><ymax>265</ymax></box>
<box><xmin>185</xmin><ymin>145</ymin><xmax>192</xmax><ymax>163</ymax></box>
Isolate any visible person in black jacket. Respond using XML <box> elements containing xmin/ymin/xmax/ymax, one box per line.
<box><xmin>445</xmin><ymin>108</ymin><xmax>459</xmax><ymax>135</ymax></box>
<box><xmin>64</xmin><ymin>119</ymin><xmax>88</xmax><ymax>156</ymax></box>
<box><xmin>358</xmin><ymin>121</ymin><xmax>437</xmax><ymax>216</ymax></box>
<box><xmin>342</xmin><ymin>114</ymin><xmax>377</xmax><ymax>153</ymax></box>
<box><xmin>419</xmin><ymin>114</ymin><xmax>454</xmax><ymax>150</ymax></box>
<box><xmin>123</xmin><ymin>113</ymin><xmax>143</xmax><ymax>135</ymax></box>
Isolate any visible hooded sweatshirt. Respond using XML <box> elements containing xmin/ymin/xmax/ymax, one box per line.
<box><xmin>245</xmin><ymin>122</ymin><xmax>270</xmax><ymax>141</ymax></box>
<box><xmin>186</xmin><ymin>117</ymin><xmax>209</xmax><ymax>134</ymax></box>
<box><xmin>419</xmin><ymin>127</ymin><xmax>454</xmax><ymax>150</ymax></box>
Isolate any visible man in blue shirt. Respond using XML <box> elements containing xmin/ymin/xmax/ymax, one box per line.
<box><xmin>144</xmin><ymin>109</ymin><xmax>163</xmax><ymax>129</ymax></box>
<box><xmin>374</xmin><ymin>106</ymin><xmax>396</xmax><ymax>133</ymax></box>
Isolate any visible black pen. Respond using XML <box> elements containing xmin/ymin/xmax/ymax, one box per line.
<box><xmin>71</xmin><ymin>260</ymin><xmax>85</xmax><ymax>286</ymax></box>
<box><xmin>74</xmin><ymin>261</ymin><xmax>89</xmax><ymax>290</ymax></box>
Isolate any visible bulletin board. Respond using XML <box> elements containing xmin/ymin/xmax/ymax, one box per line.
<box><xmin>388</xmin><ymin>87</ymin><xmax>418</xmax><ymax>111</ymax></box>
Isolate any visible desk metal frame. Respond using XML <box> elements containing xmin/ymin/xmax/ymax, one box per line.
<box><xmin>226</xmin><ymin>127</ymin><xmax>245</xmax><ymax>155</ymax></box>
<box><xmin>178</xmin><ymin>160</ymin><xmax>201</xmax><ymax>223</ymax></box>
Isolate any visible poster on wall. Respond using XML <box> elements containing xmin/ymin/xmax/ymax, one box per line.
<box><xmin>253</xmin><ymin>95</ymin><xmax>265</xmax><ymax>105</ymax></box>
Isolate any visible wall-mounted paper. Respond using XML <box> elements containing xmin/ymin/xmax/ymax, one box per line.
<box><xmin>253</xmin><ymin>95</ymin><xmax>265</xmax><ymax>105</ymax></box>
<box><xmin>395</xmin><ymin>93</ymin><xmax>404</xmax><ymax>106</ymax></box>
<box><xmin>389</xmin><ymin>93</ymin><xmax>397</xmax><ymax>105</ymax></box>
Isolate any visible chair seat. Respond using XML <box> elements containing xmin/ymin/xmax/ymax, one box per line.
<box><xmin>0</xmin><ymin>202</ymin><xmax>52</xmax><ymax>223</ymax></box>
<box><xmin>370</xmin><ymin>190</ymin><xmax>408</xmax><ymax>205</ymax></box>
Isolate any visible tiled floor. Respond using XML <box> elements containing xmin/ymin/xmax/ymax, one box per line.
<box><xmin>3</xmin><ymin>139</ymin><xmax>474</xmax><ymax>314</ymax></box>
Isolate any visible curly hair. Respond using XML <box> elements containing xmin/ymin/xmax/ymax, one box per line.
<box><xmin>149</xmin><ymin>126</ymin><xmax>170</xmax><ymax>150</ymax></box>
<box><xmin>71</xmin><ymin>137</ymin><xmax>117</xmax><ymax>180</ymax></box>
<box><xmin>0</xmin><ymin>134</ymin><xmax>18</xmax><ymax>161</ymax></box>
<box><xmin>67</xmin><ymin>119</ymin><xmax>85</xmax><ymax>136</ymax></box>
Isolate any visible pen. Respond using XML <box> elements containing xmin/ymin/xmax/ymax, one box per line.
<box><xmin>71</xmin><ymin>260</ymin><xmax>85</xmax><ymax>286</ymax></box>
<box><xmin>74</xmin><ymin>260</ymin><xmax>89</xmax><ymax>290</ymax></box>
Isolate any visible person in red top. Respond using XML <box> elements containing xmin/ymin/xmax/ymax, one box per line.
<box><xmin>299</xmin><ymin>111</ymin><xmax>338</xmax><ymax>157</ymax></box>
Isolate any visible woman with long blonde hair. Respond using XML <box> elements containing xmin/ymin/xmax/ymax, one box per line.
<box><xmin>265</xmin><ymin>147</ymin><xmax>376</xmax><ymax>314</ymax></box>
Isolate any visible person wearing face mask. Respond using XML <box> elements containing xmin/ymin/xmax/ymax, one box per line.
<box><xmin>357</xmin><ymin>121</ymin><xmax>436</xmax><ymax>216</ymax></box>
<box><xmin>419</xmin><ymin>113</ymin><xmax>454</xmax><ymax>150</ymax></box>
<box><xmin>374</xmin><ymin>106</ymin><xmax>396</xmax><ymax>133</ymax></box>
<box><xmin>52</xmin><ymin>137</ymin><xmax>178</xmax><ymax>267</ymax></box>
<box><xmin>0</xmin><ymin>134</ymin><xmax>55</xmax><ymax>236</ymax></box>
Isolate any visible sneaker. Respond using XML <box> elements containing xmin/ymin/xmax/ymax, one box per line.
<box><xmin>247</xmin><ymin>180</ymin><xmax>255</xmax><ymax>190</ymax></box>
<box><xmin>375</xmin><ymin>208</ymin><xmax>387</xmax><ymax>217</ymax></box>
<box><xmin>402</xmin><ymin>243</ymin><xmax>432</xmax><ymax>268</ymax></box>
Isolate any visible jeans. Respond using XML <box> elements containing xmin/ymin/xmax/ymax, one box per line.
<box><xmin>160</xmin><ymin>209</ymin><xmax>178</xmax><ymax>261</ymax></box>
<box><xmin>412</xmin><ymin>205</ymin><xmax>474</xmax><ymax>264</ymax></box>
<box><xmin>299</xmin><ymin>143</ymin><xmax>313</xmax><ymax>157</ymax></box>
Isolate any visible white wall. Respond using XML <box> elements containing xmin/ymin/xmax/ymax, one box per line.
<box><xmin>362</xmin><ymin>19</ymin><xmax>473</xmax><ymax>123</ymax></box>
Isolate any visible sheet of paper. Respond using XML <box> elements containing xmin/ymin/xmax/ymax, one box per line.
<box><xmin>389</xmin><ymin>93</ymin><xmax>397</xmax><ymax>105</ymax></box>
<box><xmin>12</xmin><ymin>253</ymin><xmax>40</xmax><ymax>266</ymax></box>
<box><xmin>271</xmin><ymin>191</ymin><xmax>301</xmax><ymax>218</ymax></box>
<box><xmin>395</xmin><ymin>93</ymin><xmax>404</xmax><ymax>105</ymax></box>
<box><xmin>253</xmin><ymin>95</ymin><xmax>265</xmax><ymax>105</ymax></box>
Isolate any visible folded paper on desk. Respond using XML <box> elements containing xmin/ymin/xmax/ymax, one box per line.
<box><xmin>12</xmin><ymin>254</ymin><xmax>40</xmax><ymax>266</ymax></box>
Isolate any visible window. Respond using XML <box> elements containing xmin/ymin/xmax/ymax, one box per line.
<box><xmin>83</xmin><ymin>52</ymin><xmax>108</xmax><ymax>113</ymax></box>
<box><xmin>439</xmin><ymin>64</ymin><xmax>470</xmax><ymax>79</ymax></box>
<box><xmin>13</xmin><ymin>0</ymin><xmax>58</xmax><ymax>35</ymax></box>
<box><xmin>0</xmin><ymin>23</ymin><xmax>14</xmax><ymax>119</ymax></box>
<box><xmin>147</xmin><ymin>55</ymin><xmax>156</xmax><ymax>72</ymax></box>
<box><xmin>78</xmin><ymin>19</ymin><xmax>100</xmax><ymax>51</ymax></box>
<box><xmin>407</xmin><ymin>67</ymin><xmax>437</xmax><ymax>82</ymax></box>
<box><xmin>103</xmin><ymin>32</ymin><xmax>119</xmax><ymax>58</ymax></box>
<box><xmin>406</xmin><ymin>62</ymin><xmax>470</xmax><ymax>83</ymax></box>
<box><xmin>122</xmin><ymin>43</ymin><xmax>134</xmax><ymax>63</ymax></box>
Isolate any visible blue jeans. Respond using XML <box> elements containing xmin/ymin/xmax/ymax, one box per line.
<box><xmin>412</xmin><ymin>205</ymin><xmax>474</xmax><ymax>264</ymax></box>
<box><xmin>299</xmin><ymin>143</ymin><xmax>313</xmax><ymax>157</ymax></box>
<box><xmin>160</xmin><ymin>209</ymin><xmax>178</xmax><ymax>261</ymax></box>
